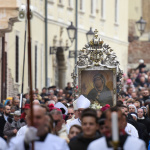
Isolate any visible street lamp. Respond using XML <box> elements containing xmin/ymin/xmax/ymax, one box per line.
<box><xmin>67</xmin><ymin>22</ymin><xmax>76</xmax><ymax>44</ymax></box>
<box><xmin>136</xmin><ymin>17</ymin><xmax>147</xmax><ymax>36</ymax></box>
<box><xmin>86</xmin><ymin>27</ymin><xmax>94</xmax><ymax>43</ymax></box>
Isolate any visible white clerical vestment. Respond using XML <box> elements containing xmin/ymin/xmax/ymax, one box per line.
<box><xmin>17</xmin><ymin>125</ymin><xmax>28</xmax><ymax>136</ymax></box>
<box><xmin>8</xmin><ymin>133</ymin><xmax>70</xmax><ymax>150</ymax></box>
<box><xmin>125</xmin><ymin>123</ymin><xmax>139</xmax><ymax>138</ymax></box>
<box><xmin>87</xmin><ymin>136</ymin><xmax>146</xmax><ymax>150</ymax></box>
<box><xmin>0</xmin><ymin>137</ymin><xmax>8</xmax><ymax>150</ymax></box>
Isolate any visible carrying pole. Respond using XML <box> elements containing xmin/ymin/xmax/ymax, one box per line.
<box><xmin>19</xmin><ymin>7</ymin><xmax>27</xmax><ymax>113</ymax></box>
<box><xmin>26</xmin><ymin>0</ymin><xmax>34</xmax><ymax>149</ymax></box>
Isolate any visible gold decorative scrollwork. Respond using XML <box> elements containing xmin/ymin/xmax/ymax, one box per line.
<box><xmin>71</xmin><ymin>29</ymin><xmax>123</xmax><ymax>100</ymax></box>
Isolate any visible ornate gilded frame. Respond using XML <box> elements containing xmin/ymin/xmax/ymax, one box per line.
<box><xmin>71</xmin><ymin>29</ymin><xmax>123</xmax><ymax>106</ymax></box>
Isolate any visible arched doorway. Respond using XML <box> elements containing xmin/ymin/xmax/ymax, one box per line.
<box><xmin>56</xmin><ymin>47</ymin><xmax>67</xmax><ymax>89</ymax></box>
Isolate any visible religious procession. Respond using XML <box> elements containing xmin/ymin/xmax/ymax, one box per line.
<box><xmin>1</xmin><ymin>0</ymin><xmax>150</xmax><ymax>150</ymax></box>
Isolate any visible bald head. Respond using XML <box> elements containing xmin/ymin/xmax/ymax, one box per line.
<box><xmin>33</xmin><ymin>100</ymin><xmax>40</xmax><ymax>105</ymax></box>
<box><xmin>27</xmin><ymin>105</ymin><xmax>46</xmax><ymax>129</ymax></box>
<box><xmin>33</xmin><ymin>105</ymin><xmax>46</xmax><ymax>113</ymax></box>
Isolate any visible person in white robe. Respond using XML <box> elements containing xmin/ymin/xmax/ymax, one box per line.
<box><xmin>8</xmin><ymin>105</ymin><xmax>70</xmax><ymax>150</ymax></box>
<box><xmin>87</xmin><ymin>107</ymin><xmax>146</xmax><ymax>150</ymax></box>
<box><xmin>8</xmin><ymin>130</ymin><xmax>69</xmax><ymax>150</ymax></box>
<box><xmin>66</xmin><ymin>101</ymin><xmax>78</xmax><ymax>124</ymax></box>
<box><xmin>0</xmin><ymin>137</ymin><xmax>8</xmax><ymax>150</ymax></box>
<box><xmin>87</xmin><ymin>136</ymin><xmax>146</xmax><ymax>150</ymax></box>
<box><xmin>125</xmin><ymin>123</ymin><xmax>139</xmax><ymax>138</ymax></box>
<box><xmin>16</xmin><ymin>125</ymin><xmax>28</xmax><ymax>136</ymax></box>
<box><xmin>66</xmin><ymin>95</ymin><xmax>90</xmax><ymax>133</ymax></box>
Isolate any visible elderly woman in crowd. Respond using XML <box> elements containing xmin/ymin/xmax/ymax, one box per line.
<box><xmin>3</xmin><ymin>111</ymin><xmax>26</xmax><ymax>142</ymax></box>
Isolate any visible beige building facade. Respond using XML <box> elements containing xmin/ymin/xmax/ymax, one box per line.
<box><xmin>0</xmin><ymin>0</ymin><xmax>129</xmax><ymax>98</ymax></box>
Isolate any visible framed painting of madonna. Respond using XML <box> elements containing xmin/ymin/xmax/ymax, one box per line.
<box><xmin>72</xmin><ymin>29</ymin><xmax>123</xmax><ymax>107</ymax></box>
<box><xmin>78</xmin><ymin>66</ymin><xmax>117</xmax><ymax>107</ymax></box>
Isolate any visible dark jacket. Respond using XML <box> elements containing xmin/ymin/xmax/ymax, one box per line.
<box><xmin>40</xmin><ymin>93</ymin><xmax>47</xmax><ymax>98</ymax></box>
<box><xmin>0</xmin><ymin>113</ymin><xmax>6</xmax><ymax>139</ymax></box>
<box><xmin>69</xmin><ymin>132</ymin><xmax>101</xmax><ymax>150</ymax></box>
<box><xmin>128</xmin><ymin>114</ymin><xmax>149</xmax><ymax>147</ymax></box>
<box><xmin>3</xmin><ymin>118</ymin><xmax>26</xmax><ymax>142</ymax></box>
<box><xmin>134</xmin><ymin>121</ymin><xmax>149</xmax><ymax>147</ymax></box>
<box><xmin>137</xmin><ymin>118</ymin><xmax>150</xmax><ymax>134</ymax></box>
<box><xmin>0</xmin><ymin>113</ymin><xmax>12</xmax><ymax>139</ymax></box>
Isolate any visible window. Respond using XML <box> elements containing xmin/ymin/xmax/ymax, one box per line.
<box><xmin>80</xmin><ymin>0</ymin><xmax>83</xmax><ymax>10</ymax></box>
<box><xmin>68</xmin><ymin>0</ymin><xmax>71</xmax><ymax>7</ymax></box>
<box><xmin>35</xmin><ymin>45</ymin><xmax>37</xmax><ymax>88</ymax></box>
<box><xmin>79</xmin><ymin>0</ymin><xmax>85</xmax><ymax>12</ymax></box>
<box><xmin>48</xmin><ymin>0</ymin><xmax>54</xmax><ymax>4</ymax></box>
<box><xmin>58</xmin><ymin>0</ymin><xmax>63</xmax><ymax>4</ymax></box>
<box><xmin>68</xmin><ymin>0</ymin><xmax>73</xmax><ymax>8</ymax></box>
<box><xmin>115</xmin><ymin>0</ymin><xmax>119</xmax><ymax>23</ymax></box>
<box><xmin>58</xmin><ymin>0</ymin><xmax>64</xmax><ymax>7</ymax></box>
<box><xmin>101</xmin><ymin>0</ymin><xmax>105</xmax><ymax>19</ymax></box>
<box><xmin>91</xmin><ymin>0</ymin><xmax>95</xmax><ymax>15</ymax></box>
<box><xmin>91</xmin><ymin>0</ymin><xmax>93</xmax><ymax>14</ymax></box>
<box><xmin>15</xmin><ymin>36</ymin><xmax>19</xmax><ymax>83</ymax></box>
<box><xmin>96</xmin><ymin>0</ymin><xmax>99</xmax><ymax>12</ymax></box>
<box><xmin>41</xmin><ymin>45</ymin><xmax>43</xmax><ymax>88</ymax></box>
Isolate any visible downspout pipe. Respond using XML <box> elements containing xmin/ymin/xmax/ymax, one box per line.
<box><xmin>75</xmin><ymin>0</ymin><xmax>78</xmax><ymax>74</ymax></box>
<box><xmin>45</xmin><ymin>0</ymin><xmax>48</xmax><ymax>87</ymax></box>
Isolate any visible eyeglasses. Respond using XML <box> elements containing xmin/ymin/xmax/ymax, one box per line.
<box><xmin>67</xmin><ymin>113</ymin><xmax>74</xmax><ymax>115</ymax></box>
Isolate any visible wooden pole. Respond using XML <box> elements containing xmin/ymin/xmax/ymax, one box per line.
<box><xmin>20</xmin><ymin>13</ymin><xmax>27</xmax><ymax>113</ymax></box>
<box><xmin>26</xmin><ymin>0</ymin><xmax>34</xmax><ymax>149</ymax></box>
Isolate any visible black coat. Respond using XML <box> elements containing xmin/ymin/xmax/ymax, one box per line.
<box><xmin>136</xmin><ymin>122</ymin><xmax>149</xmax><ymax>147</ymax></box>
<box><xmin>137</xmin><ymin>118</ymin><xmax>150</xmax><ymax>134</ymax></box>
<box><xmin>128</xmin><ymin>114</ymin><xmax>149</xmax><ymax>146</ymax></box>
<box><xmin>127</xmin><ymin>114</ymin><xmax>139</xmax><ymax>130</ymax></box>
<box><xmin>69</xmin><ymin>133</ymin><xmax>101</xmax><ymax>150</ymax></box>
<box><xmin>0</xmin><ymin>113</ymin><xmax>6</xmax><ymax>138</ymax></box>
<box><xmin>0</xmin><ymin>114</ymin><xmax>12</xmax><ymax>139</ymax></box>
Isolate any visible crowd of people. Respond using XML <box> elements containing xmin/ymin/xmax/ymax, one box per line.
<box><xmin>0</xmin><ymin>60</ymin><xmax>150</xmax><ymax>150</ymax></box>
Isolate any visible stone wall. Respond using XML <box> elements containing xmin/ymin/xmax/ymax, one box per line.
<box><xmin>128</xmin><ymin>40</ymin><xmax>150</xmax><ymax>68</ymax></box>
<box><xmin>142</xmin><ymin>0</ymin><xmax>150</xmax><ymax>33</ymax></box>
<box><xmin>128</xmin><ymin>0</ymin><xmax>150</xmax><ymax>69</ymax></box>
<box><xmin>7</xmin><ymin>68</ymin><xmax>19</xmax><ymax>97</ymax></box>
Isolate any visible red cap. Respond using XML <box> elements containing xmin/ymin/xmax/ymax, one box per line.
<box><xmin>48</xmin><ymin>103</ymin><xmax>62</xmax><ymax>112</ymax></box>
<box><xmin>23</xmin><ymin>104</ymin><xmax>30</xmax><ymax>109</ymax></box>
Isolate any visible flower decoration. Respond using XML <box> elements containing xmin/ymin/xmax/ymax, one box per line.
<box><xmin>90</xmin><ymin>101</ymin><xmax>102</xmax><ymax>110</ymax></box>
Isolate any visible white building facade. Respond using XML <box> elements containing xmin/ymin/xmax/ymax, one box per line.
<box><xmin>1</xmin><ymin>0</ymin><xmax>129</xmax><ymax>97</ymax></box>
